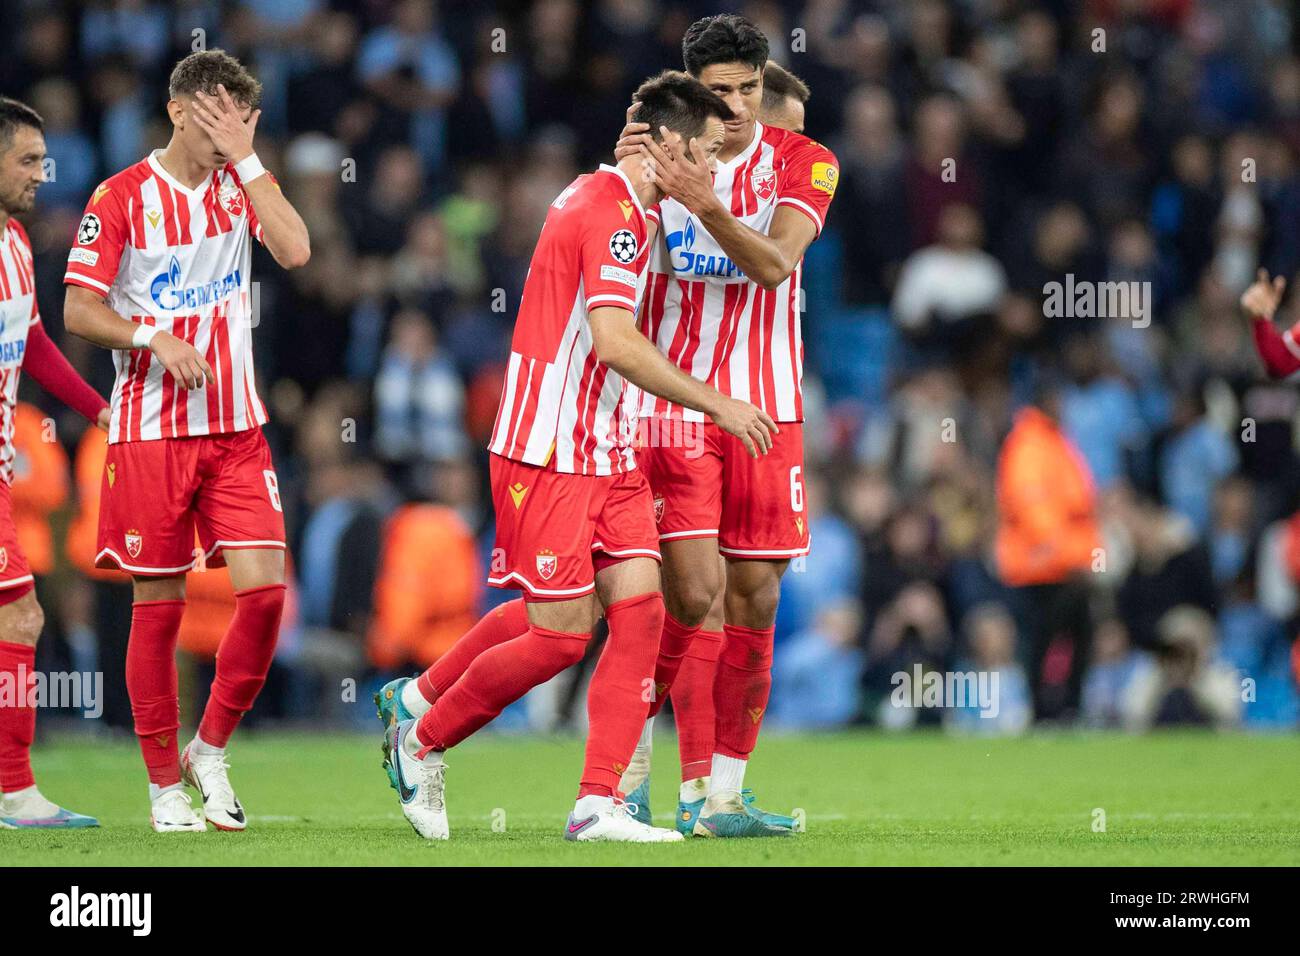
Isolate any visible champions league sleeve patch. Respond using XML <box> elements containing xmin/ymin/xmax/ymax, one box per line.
<box><xmin>76</xmin><ymin>213</ymin><xmax>102</xmax><ymax>245</ymax></box>
<box><xmin>609</xmin><ymin>229</ymin><xmax>638</xmax><ymax>264</ymax></box>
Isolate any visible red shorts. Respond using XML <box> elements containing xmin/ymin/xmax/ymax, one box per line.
<box><xmin>96</xmin><ymin>427</ymin><xmax>286</xmax><ymax>576</ymax></box>
<box><xmin>0</xmin><ymin>481</ymin><xmax>34</xmax><ymax>604</ymax></box>
<box><xmin>638</xmin><ymin>417</ymin><xmax>809</xmax><ymax>559</ymax></box>
<box><xmin>488</xmin><ymin>454</ymin><xmax>660</xmax><ymax>600</ymax></box>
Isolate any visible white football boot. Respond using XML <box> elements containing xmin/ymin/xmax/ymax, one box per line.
<box><xmin>564</xmin><ymin>794</ymin><xmax>684</xmax><ymax>843</ymax></box>
<box><xmin>388</xmin><ymin>719</ymin><xmax>449</xmax><ymax>840</ymax></box>
<box><xmin>150</xmin><ymin>786</ymin><xmax>206</xmax><ymax>833</ymax></box>
<box><xmin>181</xmin><ymin>741</ymin><xmax>247</xmax><ymax>831</ymax></box>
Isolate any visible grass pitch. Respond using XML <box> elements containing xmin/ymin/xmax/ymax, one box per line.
<box><xmin>6</xmin><ymin>729</ymin><xmax>1299</xmax><ymax>866</ymax></box>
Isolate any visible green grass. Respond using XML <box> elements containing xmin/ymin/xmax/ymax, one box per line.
<box><xmin>7</xmin><ymin>730</ymin><xmax>1300</xmax><ymax>865</ymax></box>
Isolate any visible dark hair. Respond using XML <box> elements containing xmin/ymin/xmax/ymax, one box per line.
<box><xmin>633</xmin><ymin>70</ymin><xmax>735</xmax><ymax>143</ymax></box>
<box><xmin>761</xmin><ymin>60</ymin><xmax>810</xmax><ymax>109</ymax></box>
<box><xmin>168</xmin><ymin>49</ymin><xmax>262</xmax><ymax>108</ymax></box>
<box><xmin>682</xmin><ymin>14</ymin><xmax>769</xmax><ymax>77</ymax></box>
<box><xmin>0</xmin><ymin>97</ymin><xmax>44</xmax><ymax>153</ymax></box>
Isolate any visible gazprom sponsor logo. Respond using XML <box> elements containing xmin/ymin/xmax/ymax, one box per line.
<box><xmin>0</xmin><ymin>339</ymin><xmax>24</xmax><ymax>365</ymax></box>
<box><xmin>665</xmin><ymin>217</ymin><xmax>744</xmax><ymax>279</ymax></box>
<box><xmin>150</xmin><ymin>256</ymin><xmax>241</xmax><ymax>311</ymax></box>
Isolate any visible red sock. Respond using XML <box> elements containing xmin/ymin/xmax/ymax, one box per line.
<box><xmin>646</xmin><ymin>612</ymin><xmax>699</xmax><ymax>718</ymax></box>
<box><xmin>127</xmin><ymin>600</ymin><xmax>186</xmax><ymax>787</ymax></box>
<box><xmin>0</xmin><ymin>641</ymin><xmax>37</xmax><ymax>792</ymax></box>
<box><xmin>713</xmin><ymin>623</ymin><xmax>774</xmax><ymax>760</ymax></box>
<box><xmin>672</xmin><ymin>628</ymin><xmax>722</xmax><ymax>781</ymax></box>
<box><xmin>198</xmin><ymin>584</ymin><xmax>286</xmax><ymax>748</ymax></box>
<box><xmin>416</xmin><ymin>598</ymin><xmax>529</xmax><ymax>705</ymax></box>
<box><xmin>579</xmin><ymin>592</ymin><xmax>665</xmax><ymax>798</ymax></box>
<box><xmin>416</xmin><ymin>622</ymin><xmax>588</xmax><ymax>753</ymax></box>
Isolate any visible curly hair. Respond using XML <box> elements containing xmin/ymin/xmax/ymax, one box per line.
<box><xmin>168</xmin><ymin>49</ymin><xmax>262</xmax><ymax>108</ymax></box>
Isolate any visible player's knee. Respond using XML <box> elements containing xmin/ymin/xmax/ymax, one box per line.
<box><xmin>542</xmin><ymin>632</ymin><xmax>588</xmax><ymax>668</ymax></box>
<box><xmin>664</xmin><ymin>580</ymin><xmax>719</xmax><ymax>627</ymax></box>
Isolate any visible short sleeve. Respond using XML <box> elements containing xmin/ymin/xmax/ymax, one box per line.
<box><xmin>64</xmin><ymin>182</ymin><xmax>129</xmax><ymax>297</ymax></box>
<box><xmin>775</xmin><ymin>139</ymin><xmax>839</xmax><ymax>236</ymax></box>
<box><xmin>579</xmin><ymin>202</ymin><xmax>645</xmax><ymax>314</ymax></box>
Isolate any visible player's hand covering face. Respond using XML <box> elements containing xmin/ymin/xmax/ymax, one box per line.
<box><xmin>189</xmin><ymin>84</ymin><xmax>260</xmax><ymax>166</ymax></box>
<box><xmin>640</xmin><ymin>123</ymin><xmax>726</xmax><ymax>213</ymax></box>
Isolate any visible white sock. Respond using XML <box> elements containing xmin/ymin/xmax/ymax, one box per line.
<box><xmin>149</xmin><ymin>782</ymin><xmax>184</xmax><ymax>802</ymax></box>
<box><xmin>618</xmin><ymin>718</ymin><xmax>655</xmax><ymax>792</ymax></box>
<box><xmin>2</xmin><ymin>784</ymin><xmax>56</xmax><ymax>816</ymax></box>
<box><xmin>680</xmin><ymin>776</ymin><xmax>709</xmax><ymax>802</ymax></box>
<box><xmin>401</xmin><ymin>678</ymin><xmax>432</xmax><ymax>718</ymax></box>
<box><xmin>401</xmin><ymin>722</ymin><xmax>443</xmax><ymax>763</ymax></box>
<box><xmin>574</xmin><ymin>793</ymin><xmax>613</xmax><ymax>817</ymax></box>
<box><xmin>708</xmin><ymin>754</ymin><xmax>746</xmax><ymax>796</ymax></box>
<box><xmin>190</xmin><ymin>734</ymin><xmax>224</xmax><ymax>757</ymax></box>
<box><xmin>638</xmin><ymin>716</ymin><xmax>654</xmax><ymax>751</ymax></box>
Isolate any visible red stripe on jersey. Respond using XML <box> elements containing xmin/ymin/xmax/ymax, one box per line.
<box><xmin>759</xmin><ymin>288</ymin><xmax>778</xmax><ymax>415</ymax></box>
<box><xmin>0</xmin><ymin>244</ymin><xmax>11</xmax><ymax>300</ymax></box>
<box><xmin>130</xmin><ymin>317</ymin><xmax>154</xmax><ymax>442</ymax></box>
<box><xmin>174</xmin><ymin>314</ymin><xmax>193</xmax><ymax>437</ymax></box>
<box><xmin>570</xmin><ymin>353</ymin><xmax>604</xmax><ymax>474</ymax></box>
<box><xmin>175</xmin><ymin>185</ymin><xmax>193</xmax><ymax>244</ymax></box>
<box><xmin>503</xmin><ymin>359</ymin><xmax>536</xmax><ymax>458</ymax></box>
<box><xmin>733</xmin><ymin>150</ymin><xmax>762</xmax><ymax>217</ymax></box>
<box><xmin>116</xmin><ymin>349</ymin><xmax>136</xmax><ymax>443</ymax></box>
<box><xmin>152</xmin><ymin>174</ymin><xmax>180</xmax><ymax>246</ymax></box>
<box><xmin>672</xmin><ymin>282</ymin><xmax>708</xmax><ymax>417</ymax></box>
<box><xmin>216</xmin><ymin>311</ymin><xmax>235</xmax><ymax>431</ymax></box>
<box><xmin>204</xmin><ymin>315</ymin><xmax>223</xmax><ymax>432</ymax></box>
<box><xmin>210</xmin><ymin>177</ymin><xmax>233</xmax><ymax>235</ymax></box>
<box><xmin>706</xmin><ymin>283</ymin><xmax>742</xmax><ymax>385</ymax></box>
<box><xmin>787</xmin><ymin>266</ymin><xmax>802</xmax><ymax>420</ymax></box>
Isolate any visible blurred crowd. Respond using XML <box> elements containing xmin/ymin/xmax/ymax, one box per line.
<box><xmin>6</xmin><ymin>0</ymin><xmax>1300</xmax><ymax>736</ymax></box>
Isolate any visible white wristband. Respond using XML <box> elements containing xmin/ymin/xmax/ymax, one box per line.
<box><xmin>132</xmin><ymin>324</ymin><xmax>160</xmax><ymax>349</ymax></box>
<box><xmin>234</xmin><ymin>152</ymin><xmax>266</xmax><ymax>184</ymax></box>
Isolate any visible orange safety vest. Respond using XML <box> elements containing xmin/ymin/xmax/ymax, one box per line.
<box><xmin>368</xmin><ymin>503</ymin><xmax>481</xmax><ymax>669</ymax></box>
<box><xmin>995</xmin><ymin>407</ymin><xmax>1102</xmax><ymax>587</ymax></box>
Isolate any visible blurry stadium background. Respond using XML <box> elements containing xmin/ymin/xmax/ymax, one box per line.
<box><xmin>5</xmin><ymin>0</ymin><xmax>1300</xmax><ymax>741</ymax></box>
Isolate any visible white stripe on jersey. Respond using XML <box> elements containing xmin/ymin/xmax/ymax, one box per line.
<box><xmin>0</xmin><ymin>224</ymin><xmax>38</xmax><ymax>484</ymax></box>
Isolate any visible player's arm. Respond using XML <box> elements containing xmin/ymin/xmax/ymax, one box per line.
<box><xmin>588</xmin><ymin>305</ymin><xmax>776</xmax><ymax>457</ymax></box>
<box><xmin>190</xmin><ymin>85</ymin><xmax>311</xmax><ymax>270</ymax></box>
<box><xmin>643</xmin><ymin>133</ymin><xmax>817</xmax><ymax>290</ymax></box>
<box><xmin>1240</xmin><ymin>268</ymin><xmax>1300</xmax><ymax>379</ymax></box>
<box><xmin>64</xmin><ymin>286</ymin><xmax>214</xmax><ymax>390</ymax></box>
<box><xmin>22</xmin><ymin>318</ymin><xmax>110</xmax><ymax>429</ymax></box>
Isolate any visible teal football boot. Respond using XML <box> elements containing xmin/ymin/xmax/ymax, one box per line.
<box><xmin>0</xmin><ymin>804</ymin><xmax>99</xmax><ymax>829</ymax></box>
<box><xmin>742</xmin><ymin>789</ymin><xmax>797</xmax><ymax>831</ymax></box>
<box><xmin>692</xmin><ymin>792</ymin><xmax>793</xmax><ymax>838</ymax></box>
<box><xmin>623</xmin><ymin>777</ymin><xmax>653</xmax><ymax>826</ymax></box>
<box><xmin>375</xmin><ymin>676</ymin><xmax>416</xmax><ymax>770</ymax></box>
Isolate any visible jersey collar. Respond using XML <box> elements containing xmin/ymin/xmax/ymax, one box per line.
<box><xmin>715</xmin><ymin>121</ymin><xmax>765</xmax><ymax>173</ymax></box>
<box><xmin>598</xmin><ymin>163</ymin><xmax>644</xmax><ymax>218</ymax></box>
<box><xmin>147</xmin><ymin>150</ymin><xmax>213</xmax><ymax>200</ymax></box>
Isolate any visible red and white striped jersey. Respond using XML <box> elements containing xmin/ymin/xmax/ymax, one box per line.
<box><xmin>489</xmin><ymin>164</ymin><xmax>649</xmax><ymax>476</ymax></box>
<box><xmin>63</xmin><ymin>151</ymin><xmax>271</xmax><ymax>444</ymax></box>
<box><xmin>0</xmin><ymin>220</ymin><xmax>40</xmax><ymax>483</ymax></box>
<box><xmin>640</xmin><ymin>123</ymin><xmax>837</xmax><ymax>423</ymax></box>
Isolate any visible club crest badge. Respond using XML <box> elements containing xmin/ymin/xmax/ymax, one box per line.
<box><xmin>751</xmin><ymin>163</ymin><xmax>776</xmax><ymax>201</ymax></box>
<box><xmin>0</xmin><ymin>547</ymin><xmax>7</xmax><ymax>573</ymax></box>
<box><xmin>536</xmin><ymin>549</ymin><xmax>557</xmax><ymax>581</ymax></box>
<box><xmin>653</xmin><ymin>496</ymin><xmax>665</xmax><ymax>524</ymax></box>
<box><xmin>125</xmin><ymin>529</ymin><xmax>143</xmax><ymax>559</ymax></box>
<box><xmin>219</xmin><ymin>183</ymin><xmax>245</xmax><ymax>218</ymax></box>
